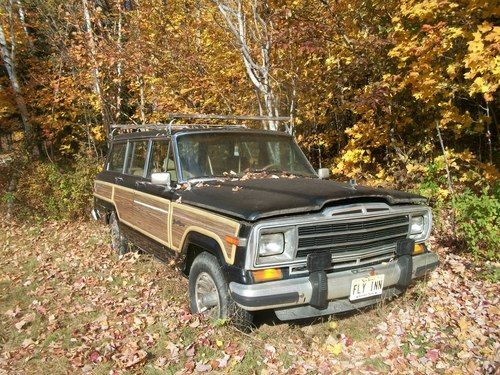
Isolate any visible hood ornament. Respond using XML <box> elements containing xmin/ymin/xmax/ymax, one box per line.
<box><xmin>349</xmin><ymin>179</ymin><xmax>358</xmax><ymax>188</ymax></box>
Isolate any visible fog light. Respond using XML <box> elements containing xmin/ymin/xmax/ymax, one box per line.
<box><xmin>252</xmin><ymin>268</ymin><xmax>283</xmax><ymax>283</ymax></box>
<box><xmin>413</xmin><ymin>243</ymin><xmax>425</xmax><ymax>255</ymax></box>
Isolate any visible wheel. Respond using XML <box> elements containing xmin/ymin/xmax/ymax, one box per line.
<box><xmin>109</xmin><ymin>211</ymin><xmax>129</xmax><ymax>256</ymax></box>
<box><xmin>189</xmin><ymin>252</ymin><xmax>253</xmax><ymax>331</ymax></box>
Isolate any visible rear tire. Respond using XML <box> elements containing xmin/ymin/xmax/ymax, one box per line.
<box><xmin>109</xmin><ymin>212</ymin><xmax>129</xmax><ymax>256</ymax></box>
<box><xmin>189</xmin><ymin>252</ymin><xmax>253</xmax><ymax>331</ymax></box>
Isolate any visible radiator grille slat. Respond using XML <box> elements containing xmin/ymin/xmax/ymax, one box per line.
<box><xmin>296</xmin><ymin>215</ymin><xmax>409</xmax><ymax>261</ymax></box>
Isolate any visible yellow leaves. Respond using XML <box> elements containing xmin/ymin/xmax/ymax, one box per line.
<box><xmin>327</xmin><ymin>343</ymin><xmax>343</xmax><ymax>355</ymax></box>
<box><xmin>401</xmin><ymin>0</ymin><xmax>441</xmax><ymax>20</ymax></box>
<box><xmin>447</xmin><ymin>27</ymin><xmax>464</xmax><ymax>39</ymax></box>
<box><xmin>446</xmin><ymin>63</ymin><xmax>458</xmax><ymax>78</ymax></box>
<box><xmin>477</xmin><ymin>22</ymin><xmax>493</xmax><ymax>34</ymax></box>
<box><xmin>406</xmin><ymin>163</ymin><xmax>427</xmax><ymax>174</ymax></box>
<box><xmin>328</xmin><ymin>321</ymin><xmax>338</xmax><ymax>330</ymax></box>
<box><xmin>325</xmin><ymin>334</ymin><xmax>344</xmax><ymax>355</ymax></box>
<box><xmin>470</xmin><ymin>77</ymin><xmax>491</xmax><ymax>95</ymax></box>
<box><xmin>464</xmin><ymin>22</ymin><xmax>500</xmax><ymax>102</ymax></box>
<box><xmin>91</xmin><ymin>126</ymin><xmax>105</xmax><ymax>142</ymax></box>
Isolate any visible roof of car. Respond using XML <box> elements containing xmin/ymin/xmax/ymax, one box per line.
<box><xmin>111</xmin><ymin>127</ymin><xmax>292</xmax><ymax>141</ymax></box>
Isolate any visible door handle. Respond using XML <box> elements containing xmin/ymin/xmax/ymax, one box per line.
<box><xmin>114</xmin><ymin>177</ymin><xmax>123</xmax><ymax>184</ymax></box>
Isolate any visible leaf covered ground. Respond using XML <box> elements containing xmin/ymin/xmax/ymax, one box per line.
<box><xmin>0</xmin><ymin>219</ymin><xmax>498</xmax><ymax>374</ymax></box>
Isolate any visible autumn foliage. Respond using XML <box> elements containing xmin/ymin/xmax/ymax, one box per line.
<box><xmin>0</xmin><ymin>0</ymin><xmax>498</xmax><ymax>257</ymax></box>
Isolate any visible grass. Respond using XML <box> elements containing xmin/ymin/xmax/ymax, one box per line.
<box><xmin>0</xmin><ymin>219</ymin><xmax>497</xmax><ymax>374</ymax></box>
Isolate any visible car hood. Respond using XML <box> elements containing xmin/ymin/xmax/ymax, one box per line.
<box><xmin>178</xmin><ymin>178</ymin><xmax>427</xmax><ymax>222</ymax></box>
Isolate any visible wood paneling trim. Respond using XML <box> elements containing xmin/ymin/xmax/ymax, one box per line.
<box><xmin>114</xmin><ymin>186</ymin><xmax>170</xmax><ymax>247</ymax></box>
<box><xmin>94</xmin><ymin>181</ymin><xmax>113</xmax><ymax>202</ymax></box>
<box><xmin>94</xmin><ymin>180</ymin><xmax>241</xmax><ymax>265</ymax></box>
<box><xmin>171</xmin><ymin>203</ymin><xmax>240</xmax><ymax>264</ymax></box>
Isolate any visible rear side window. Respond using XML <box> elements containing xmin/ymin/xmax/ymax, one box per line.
<box><xmin>125</xmin><ymin>140</ymin><xmax>150</xmax><ymax>177</ymax></box>
<box><xmin>108</xmin><ymin>142</ymin><xmax>127</xmax><ymax>172</ymax></box>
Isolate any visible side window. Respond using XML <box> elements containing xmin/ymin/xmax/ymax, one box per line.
<box><xmin>148</xmin><ymin>140</ymin><xmax>177</xmax><ymax>181</ymax></box>
<box><xmin>125</xmin><ymin>140</ymin><xmax>149</xmax><ymax>177</ymax></box>
<box><xmin>108</xmin><ymin>142</ymin><xmax>127</xmax><ymax>172</ymax></box>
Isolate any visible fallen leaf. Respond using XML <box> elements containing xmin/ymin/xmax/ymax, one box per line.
<box><xmin>327</xmin><ymin>343</ymin><xmax>343</xmax><ymax>356</ymax></box>
<box><xmin>195</xmin><ymin>362</ymin><xmax>212</xmax><ymax>372</ymax></box>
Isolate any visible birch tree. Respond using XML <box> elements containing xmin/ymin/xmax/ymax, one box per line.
<box><xmin>82</xmin><ymin>0</ymin><xmax>111</xmax><ymax>135</ymax></box>
<box><xmin>213</xmin><ymin>0</ymin><xmax>279</xmax><ymax>130</ymax></box>
<box><xmin>0</xmin><ymin>1</ymin><xmax>37</xmax><ymax>154</ymax></box>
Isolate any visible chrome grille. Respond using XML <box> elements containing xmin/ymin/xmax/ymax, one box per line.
<box><xmin>296</xmin><ymin>215</ymin><xmax>409</xmax><ymax>261</ymax></box>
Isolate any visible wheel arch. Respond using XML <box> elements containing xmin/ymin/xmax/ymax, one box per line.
<box><xmin>94</xmin><ymin>197</ymin><xmax>117</xmax><ymax>224</ymax></box>
<box><xmin>180</xmin><ymin>230</ymin><xmax>228</xmax><ymax>276</ymax></box>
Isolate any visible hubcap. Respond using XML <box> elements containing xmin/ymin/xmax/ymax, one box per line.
<box><xmin>195</xmin><ymin>272</ymin><xmax>220</xmax><ymax>318</ymax></box>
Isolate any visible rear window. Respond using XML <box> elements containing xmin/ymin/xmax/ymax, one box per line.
<box><xmin>108</xmin><ymin>142</ymin><xmax>127</xmax><ymax>172</ymax></box>
<box><xmin>124</xmin><ymin>140</ymin><xmax>150</xmax><ymax>177</ymax></box>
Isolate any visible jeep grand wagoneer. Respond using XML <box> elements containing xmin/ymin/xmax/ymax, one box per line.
<box><xmin>92</xmin><ymin>118</ymin><xmax>439</xmax><ymax>328</ymax></box>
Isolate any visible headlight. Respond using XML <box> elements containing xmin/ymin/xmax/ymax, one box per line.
<box><xmin>256</xmin><ymin>227</ymin><xmax>296</xmax><ymax>265</ymax></box>
<box><xmin>410</xmin><ymin>216</ymin><xmax>424</xmax><ymax>234</ymax></box>
<box><xmin>259</xmin><ymin>233</ymin><xmax>284</xmax><ymax>256</ymax></box>
<box><xmin>409</xmin><ymin>211</ymin><xmax>432</xmax><ymax>241</ymax></box>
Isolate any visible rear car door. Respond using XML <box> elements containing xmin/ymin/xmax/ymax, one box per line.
<box><xmin>113</xmin><ymin>138</ymin><xmax>150</xmax><ymax>228</ymax></box>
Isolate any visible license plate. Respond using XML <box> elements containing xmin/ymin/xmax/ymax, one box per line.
<box><xmin>349</xmin><ymin>274</ymin><xmax>385</xmax><ymax>301</ymax></box>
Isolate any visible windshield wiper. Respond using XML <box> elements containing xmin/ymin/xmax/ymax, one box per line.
<box><xmin>187</xmin><ymin>175</ymin><xmax>227</xmax><ymax>182</ymax></box>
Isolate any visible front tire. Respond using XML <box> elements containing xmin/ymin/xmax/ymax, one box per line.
<box><xmin>189</xmin><ymin>252</ymin><xmax>253</xmax><ymax>331</ymax></box>
<box><xmin>109</xmin><ymin>211</ymin><xmax>129</xmax><ymax>256</ymax></box>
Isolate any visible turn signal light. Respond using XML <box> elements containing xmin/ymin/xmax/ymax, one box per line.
<box><xmin>225</xmin><ymin>235</ymin><xmax>239</xmax><ymax>246</ymax></box>
<box><xmin>413</xmin><ymin>243</ymin><xmax>425</xmax><ymax>255</ymax></box>
<box><xmin>252</xmin><ymin>268</ymin><xmax>283</xmax><ymax>283</ymax></box>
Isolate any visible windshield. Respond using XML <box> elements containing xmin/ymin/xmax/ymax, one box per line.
<box><xmin>176</xmin><ymin>132</ymin><xmax>317</xmax><ymax>181</ymax></box>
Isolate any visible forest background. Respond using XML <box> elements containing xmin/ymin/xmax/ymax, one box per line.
<box><xmin>0</xmin><ymin>0</ymin><xmax>498</xmax><ymax>260</ymax></box>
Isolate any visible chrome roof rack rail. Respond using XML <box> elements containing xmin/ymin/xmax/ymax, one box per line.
<box><xmin>165</xmin><ymin>113</ymin><xmax>290</xmax><ymax>122</ymax></box>
<box><xmin>109</xmin><ymin>113</ymin><xmax>293</xmax><ymax>139</ymax></box>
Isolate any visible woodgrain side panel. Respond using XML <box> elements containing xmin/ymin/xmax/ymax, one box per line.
<box><xmin>134</xmin><ymin>194</ymin><xmax>170</xmax><ymax>212</ymax></box>
<box><xmin>171</xmin><ymin>203</ymin><xmax>240</xmax><ymax>264</ymax></box>
<box><xmin>114</xmin><ymin>188</ymin><xmax>136</xmax><ymax>224</ymax></box>
<box><xmin>134</xmin><ymin>194</ymin><xmax>170</xmax><ymax>244</ymax></box>
<box><xmin>94</xmin><ymin>182</ymin><xmax>113</xmax><ymax>201</ymax></box>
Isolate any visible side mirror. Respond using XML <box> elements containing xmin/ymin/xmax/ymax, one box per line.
<box><xmin>151</xmin><ymin>172</ymin><xmax>171</xmax><ymax>186</ymax></box>
<box><xmin>317</xmin><ymin>168</ymin><xmax>330</xmax><ymax>179</ymax></box>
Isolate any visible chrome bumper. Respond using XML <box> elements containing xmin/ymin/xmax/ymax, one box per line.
<box><xmin>229</xmin><ymin>252</ymin><xmax>439</xmax><ymax>314</ymax></box>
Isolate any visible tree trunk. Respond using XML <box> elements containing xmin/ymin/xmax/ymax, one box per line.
<box><xmin>115</xmin><ymin>0</ymin><xmax>123</xmax><ymax>122</ymax></box>
<box><xmin>14</xmin><ymin>0</ymin><xmax>33</xmax><ymax>49</ymax></box>
<box><xmin>82</xmin><ymin>0</ymin><xmax>111</xmax><ymax>135</ymax></box>
<box><xmin>214</xmin><ymin>0</ymin><xmax>279</xmax><ymax>130</ymax></box>
<box><xmin>139</xmin><ymin>75</ymin><xmax>146</xmax><ymax>124</ymax></box>
<box><xmin>0</xmin><ymin>19</ymin><xmax>38</xmax><ymax>155</ymax></box>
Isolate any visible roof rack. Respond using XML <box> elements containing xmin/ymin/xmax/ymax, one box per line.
<box><xmin>109</xmin><ymin>113</ymin><xmax>292</xmax><ymax>138</ymax></box>
<box><xmin>165</xmin><ymin>113</ymin><xmax>291</xmax><ymax>121</ymax></box>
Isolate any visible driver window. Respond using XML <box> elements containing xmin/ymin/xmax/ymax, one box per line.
<box><xmin>148</xmin><ymin>140</ymin><xmax>177</xmax><ymax>182</ymax></box>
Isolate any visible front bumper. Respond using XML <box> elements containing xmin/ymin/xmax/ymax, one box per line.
<box><xmin>229</xmin><ymin>252</ymin><xmax>439</xmax><ymax>318</ymax></box>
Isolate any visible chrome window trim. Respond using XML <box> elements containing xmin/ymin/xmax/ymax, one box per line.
<box><xmin>245</xmin><ymin>203</ymin><xmax>432</xmax><ymax>270</ymax></box>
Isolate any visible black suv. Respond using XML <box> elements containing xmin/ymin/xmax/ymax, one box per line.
<box><xmin>92</xmin><ymin>119</ymin><xmax>438</xmax><ymax>328</ymax></box>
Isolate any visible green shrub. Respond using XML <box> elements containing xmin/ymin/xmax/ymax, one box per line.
<box><xmin>6</xmin><ymin>155</ymin><xmax>102</xmax><ymax>220</ymax></box>
<box><xmin>452</xmin><ymin>186</ymin><xmax>499</xmax><ymax>261</ymax></box>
